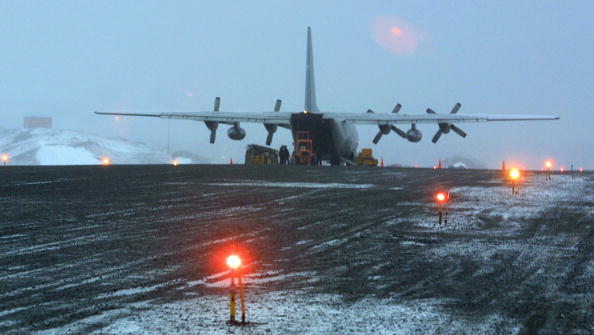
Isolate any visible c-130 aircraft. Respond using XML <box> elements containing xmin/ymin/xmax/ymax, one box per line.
<box><xmin>96</xmin><ymin>27</ymin><xmax>559</xmax><ymax>166</ymax></box>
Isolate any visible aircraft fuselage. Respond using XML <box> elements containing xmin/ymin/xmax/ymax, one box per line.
<box><xmin>290</xmin><ymin>112</ymin><xmax>358</xmax><ymax>163</ymax></box>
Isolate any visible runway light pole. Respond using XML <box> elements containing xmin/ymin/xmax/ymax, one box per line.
<box><xmin>435</xmin><ymin>192</ymin><xmax>448</xmax><ymax>225</ymax></box>
<box><xmin>2</xmin><ymin>153</ymin><xmax>8</xmax><ymax>166</ymax></box>
<box><xmin>226</xmin><ymin>254</ymin><xmax>246</xmax><ymax>324</ymax></box>
<box><xmin>509</xmin><ymin>168</ymin><xmax>520</xmax><ymax>195</ymax></box>
<box><xmin>545</xmin><ymin>160</ymin><xmax>553</xmax><ymax>180</ymax></box>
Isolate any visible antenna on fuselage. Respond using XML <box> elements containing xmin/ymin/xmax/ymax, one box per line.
<box><xmin>304</xmin><ymin>26</ymin><xmax>320</xmax><ymax>113</ymax></box>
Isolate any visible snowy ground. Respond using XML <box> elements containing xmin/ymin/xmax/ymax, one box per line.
<box><xmin>0</xmin><ymin>128</ymin><xmax>208</xmax><ymax>165</ymax></box>
<box><xmin>1</xmin><ymin>166</ymin><xmax>592</xmax><ymax>334</ymax></box>
<box><xmin>36</xmin><ymin>293</ymin><xmax>515</xmax><ymax>335</ymax></box>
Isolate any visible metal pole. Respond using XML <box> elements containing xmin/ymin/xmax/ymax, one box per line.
<box><xmin>167</xmin><ymin>119</ymin><xmax>171</xmax><ymax>154</ymax></box>
<box><xmin>444</xmin><ymin>210</ymin><xmax>448</xmax><ymax>225</ymax></box>
<box><xmin>229</xmin><ymin>275</ymin><xmax>236</xmax><ymax>323</ymax></box>
<box><xmin>238</xmin><ymin>272</ymin><xmax>246</xmax><ymax>323</ymax></box>
<box><xmin>548</xmin><ymin>168</ymin><xmax>551</xmax><ymax>181</ymax></box>
<box><xmin>438</xmin><ymin>209</ymin><xmax>442</xmax><ymax>225</ymax></box>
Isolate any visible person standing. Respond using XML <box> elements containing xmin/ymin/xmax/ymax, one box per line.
<box><xmin>279</xmin><ymin>145</ymin><xmax>290</xmax><ymax>165</ymax></box>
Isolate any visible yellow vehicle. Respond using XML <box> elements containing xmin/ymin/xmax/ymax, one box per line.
<box><xmin>245</xmin><ymin>144</ymin><xmax>279</xmax><ymax>165</ymax></box>
<box><xmin>291</xmin><ymin>131</ymin><xmax>317</xmax><ymax>165</ymax></box>
<box><xmin>356</xmin><ymin>148</ymin><xmax>378</xmax><ymax>166</ymax></box>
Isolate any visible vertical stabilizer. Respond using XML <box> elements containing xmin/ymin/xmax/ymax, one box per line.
<box><xmin>304</xmin><ymin>27</ymin><xmax>320</xmax><ymax>113</ymax></box>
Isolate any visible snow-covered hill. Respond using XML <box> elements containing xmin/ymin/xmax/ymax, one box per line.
<box><xmin>442</xmin><ymin>156</ymin><xmax>485</xmax><ymax>169</ymax></box>
<box><xmin>0</xmin><ymin>128</ymin><xmax>209</xmax><ymax>165</ymax></box>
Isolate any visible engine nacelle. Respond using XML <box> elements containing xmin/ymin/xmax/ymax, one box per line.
<box><xmin>205</xmin><ymin>121</ymin><xmax>218</xmax><ymax>132</ymax></box>
<box><xmin>264</xmin><ymin>123</ymin><xmax>277</xmax><ymax>134</ymax></box>
<box><xmin>438</xmin><ymin>122</ymin><xmax>451</xmax><ymax>134</ymax></box>
<box><xmin>227</xmin><ymin>125</ymin><xmax>246</xmax><ymax>140</ymax></box>
<box><xmin>406</xmin><ymin>127</ymin><xmax>422</xmax><ymax>142</ymax></box>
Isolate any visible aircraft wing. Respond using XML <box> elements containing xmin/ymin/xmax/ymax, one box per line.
<box><xmin>325</xmin><ymin>112</ymin><xmax>560</xmax><ymax>125</ymax></box>
<box><xmin>94</xmin><ymin>110</ymin><xmax>293</xmax><ymax>126</ymax></box>
<box><xmin>95</xmin><ymin>110</ymin><xmax>559</xmax><ymax>126</ymax></box>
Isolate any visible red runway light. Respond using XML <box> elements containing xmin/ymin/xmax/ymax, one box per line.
<box><xmin>545</xmin><ymin>160</ymin><xmax>553</xmax><ymax>169</ymax></box>
<box><xmin>434</xmin><ymin>191</ymin><xmax>449</xmax><ymax>225</ymax></box>
<box><xmin>435</xmin><ymin>192</ymin><xmax>446</xmax><ymax>202</ymax></box>
<box><xmin>226</xmin><ymin>255</ymin><xmax>242</xmax><ymax>270</ymax></box>
<box><xmin>509</xmin><ymin>168</ymin><xmax>520</xmax><ymax>180</ymax></box>
<box><xmin>102</xmin><ymin>157</ymin><xmax>111</xmax><ymax>166</ymax></box>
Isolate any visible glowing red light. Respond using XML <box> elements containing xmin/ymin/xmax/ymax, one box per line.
<box><xmin>509</xmin><ymin>168</ymin><xmax>520</xmax><ymax>180</ymax></box>
<box><xmin>545</xmin><ymin>160</ymin><xmax>553</xmax><ymax>169</ymax></box>
<box><xmin>226</xmin><ymin>255</ymin><xmax>242</xmax><ymax>269</ymax></box>
<box><xmin>435</xmin><ymin>192</ymin><xmax>446</xmax><ymax>202</ymax></box>
<box><xmin>102</xmin><ymin>157</ymin><xmax>111</xmax><ymax>166</ymax></box>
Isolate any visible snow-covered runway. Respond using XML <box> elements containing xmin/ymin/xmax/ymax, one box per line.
<box><xmin>1</xmin><ymin>165</ymin><xmax>592</xmax><ymax>334</ymax></box>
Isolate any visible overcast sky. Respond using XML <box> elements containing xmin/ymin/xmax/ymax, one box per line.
<box><xmin>1</xmin><ymin>1</ymin><xmax>592</xmax><ymax>168</ymax></box>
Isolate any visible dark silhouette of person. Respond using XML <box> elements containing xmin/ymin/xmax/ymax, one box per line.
<box><xmin>279</xmin><ymin>145</ymin><xmax>290</xmax><ymax>165</ymax></box>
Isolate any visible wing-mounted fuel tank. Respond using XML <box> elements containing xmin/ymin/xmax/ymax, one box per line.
<box><xmin>406</xmin><ymin>123</ymin><xmax>422</xmax><ymax>142</ymax></box>
<box><xmin>204</xmin><ymin>97</ymin><xmax>220</xmax><ymax>143</ymax></box>
<box><xmin>227</xmin><ymin>123</ymin><xmax>246</xmax><ymax>140</ymax></box>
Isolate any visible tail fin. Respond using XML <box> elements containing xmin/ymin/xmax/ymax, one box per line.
<box><xmin>304</xmin><ymin>27</ymin><xmax>320</xmax><ymax>113</ymax></box>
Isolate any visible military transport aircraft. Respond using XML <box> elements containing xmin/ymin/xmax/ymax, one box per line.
<box><xmin>95</xmin><ymin>27</ymin><xmax>559</xmax><ymax>165</ymax></box>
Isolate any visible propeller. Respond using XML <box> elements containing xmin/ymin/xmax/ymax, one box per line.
<box><xmin>265</xmin><ymin>99</ymin><xmax>281</xmax><ymax>145</ymax></box>
<box><xmin>214</xmin><ymin>96</ymin><xmax>220</xmax><ymax>112</ymax></box>
<box><xmin>392</xmin><ymin>103</ymin><xmax>402</xmax><ymax>114</ymax></box>
<box><xmin>372</xmin><ymin>124</ymin><xmax>390</xmax><ymax>144</ymax></box>
<box><xmin>370</xmin><ymin>103</ymin><xmax>406</xmax><ymax>144</ymax></box>
<box><xmin>427</xmin><ymin>103</ymin><xmax>467</xmax><ymax>143</ymax></box>
<box><xmin>205</xmin><ymin>97</ymin><xmax>220</xmax><ymax>143</ymax></box>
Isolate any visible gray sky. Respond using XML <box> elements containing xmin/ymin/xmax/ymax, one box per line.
<box><xmin>1</xmin><ymin>1</ymin><xmax>592</xmax><ymax>169</ymax></box>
